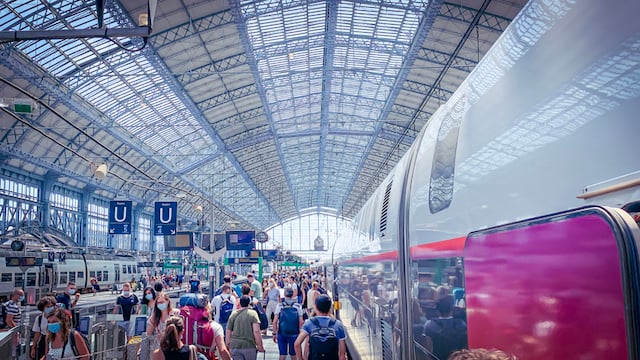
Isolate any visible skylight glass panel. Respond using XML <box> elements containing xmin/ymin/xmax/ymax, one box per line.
<box><xmin>5</xmin><ymin>1</ymin><xmax>124</xmax><ymax>78</ymax></box>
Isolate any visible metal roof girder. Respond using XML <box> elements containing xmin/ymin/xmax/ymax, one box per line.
<box><xmin>440</xmin><ymin>2</ymin><xmax>512</xmax><ymax>33</ymax></box>
<box><xmin>415</xmin><ymin>47</ymin><xmax>478</xmax><ymax>71</ymax></box>
<box><xmin>402</xmin><ymin>80</ymin><xmax>453</xmax><ymax>100</ymax></box>
<box><xmin>151</xmin><ymin>10</ymin><xmax>235</xmax><ymax>49</ymax></box>
<box><xmin>106</xmin><ymin>1</ymin><xmax>278</xmax><ymax>226</ymax></box>
<box><xmin>340</xmin><ymin>0</ymin><xmax>443</xmax><ymax>214</ymax></box>
<box><xmin>0</xmin><ymin>143</ymin><xmax>145</xmax><ymax>204</ymax></box>
<box><xmin>197</xmin><ymin>83</ymin><xmax>258</xmax><ymax>111</ymax></box>
<box><xmin>176</xmin><ymin>53</ymin><xmax>247</xmax><ymax>83</ymax></box>
<box><xmin>230</xmin><ymin>0</ymin><xmax>298</xmax><ymax>217</ymax></box>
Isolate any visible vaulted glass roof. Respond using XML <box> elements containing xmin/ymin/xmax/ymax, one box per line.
<box><xmin>0</xmin><ymin>0</ymin><xmax>526</xmax><ymax>230</ymax></box>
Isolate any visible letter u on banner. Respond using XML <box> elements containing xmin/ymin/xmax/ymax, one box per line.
<box><xmin>114</xmin><ymin>207</ymin><xmax>127</xmax><ymax>222</ymax></box>
<box><xmin>159</xmin><ymin>208</ymin><xmax>172</xmax><ymax>223</ymax></box>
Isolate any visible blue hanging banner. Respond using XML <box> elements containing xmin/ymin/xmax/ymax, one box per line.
<box><xmin>48</xmin><ymin>252</ymin><xmax>55</xmax><ymax>262</ymax></box>
<box><xmin>154</xmin><ymin>201</ymin><xmax>177</xmax><ymax>236</ymax></box>
<box><xmin>109</xmin><ymin>200</ymin><xmax>133</xmax><ymax>234</ymax></box>
<box><xmin>58</xmin><ymin>252</ymin><xmax>66</xmax><ymax>262</ymax></box>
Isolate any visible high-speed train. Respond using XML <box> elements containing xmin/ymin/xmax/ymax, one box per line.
<box><xmin>0</xmin><ymin>248</ymin><xmax>140</xmax><ymax>304</ymax></box>
<box><xmin>335</xmin><ymin>0</ymin><xmax>640</xmax><ymax>359</ymax></box>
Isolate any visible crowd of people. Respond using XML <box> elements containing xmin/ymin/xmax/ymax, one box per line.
<box><xmin>0</xmin><ymin>268</ymin><xmax>516</xmax><ymax>360</ymax></box>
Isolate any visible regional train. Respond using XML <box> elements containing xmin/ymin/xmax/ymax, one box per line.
<box><xmin>334</xmin><ymin>1</ymin><xmax>640</xmax><ymax>359</ymax></box>
<box><xmin>0</xmin><ymin>246</ymin><xmax>139</xmax><ymax>303</ymax></box>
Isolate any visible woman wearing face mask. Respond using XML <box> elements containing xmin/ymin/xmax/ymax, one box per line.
<box><xmin>42</xmin><ymin>308</ymin><xmax>90</xmax><ymax>360</ymax></box>
<box><xmin>30</xmin><ymin>296</ymin><xmax>55</xmax><ymax>360</ymax></box>
<box><xmin>141</xmin><ymin>286</ymin><xmax>157</xmax><ymax>315</ymax></box>
<box><xmin>147</xmin><ymin>293</ymin><xmax>174</xmax><ymax>336</ymax></box>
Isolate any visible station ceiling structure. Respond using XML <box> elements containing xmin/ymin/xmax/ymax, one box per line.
<box><xmin>0</xmin><ymin>0</ymin><xmax>526</xmax><ymax>231</ymax></box>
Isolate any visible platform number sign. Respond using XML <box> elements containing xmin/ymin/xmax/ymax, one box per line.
<box><xmin>48</xmin><ymin>252</ymin><xmax>55</xmax><ymax>262</ymax></box>
<box><xmin>154</xmin><ymin>202</ymin><xmax>178</xmax><ymax>236</ymax></box>
<box><xmin>58</xmin><ymin>252</ymin><xmax>65</xmax><ymax>262</ymax></box>
<box><xmin>109</xmin><ymin>200</ymin><xmax>132</xmax><ymax>235</ymax></box>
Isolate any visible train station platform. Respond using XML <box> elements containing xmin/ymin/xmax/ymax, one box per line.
<box><xmin>259</xmin><ymin>331</ymin><xmax>287</xmax><ymax>360</ymax></box>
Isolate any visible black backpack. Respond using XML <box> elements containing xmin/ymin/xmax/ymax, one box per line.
<box><xmin>424</xmin><ymin>318</ymin><xmax>467</xmax><ymax>360</ymax></box>
<box><xmin>250</xmin><ymin>302</ymin><xmax>268</xmax><ymax>330</ymax></box>
<box><xmin>67</xmin><ymin>329</ymin><xmax>93</xmax><ymax>360</ymax></box>
<box><xmin>278</xmin><ymin>303</ymin><xmax>300</xmax><ymax>336</ymax></box>
<box><xmin>308</xmin><ymin>317</ymin><xmax>339</xmax><ymax>360</ymax></box>
<box><xmin>0</xmin><ymin>303</ymin><xmax>6</xmax><ymax>328</ymax></box>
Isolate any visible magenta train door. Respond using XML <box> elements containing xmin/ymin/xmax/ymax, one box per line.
<box><xmin>464</xmin><ymin>206</ymin><xmax>640</xmax><ymax>359</ymax></box>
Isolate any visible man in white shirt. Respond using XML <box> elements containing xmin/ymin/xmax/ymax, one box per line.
<box><xmin>212</xmin><ymin>284</ymin><xmax>237</xmax><ymax>333</ymax></box>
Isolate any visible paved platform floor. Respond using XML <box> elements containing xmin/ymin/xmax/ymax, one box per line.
<box><xmin>260</xmin><ymin>330</ymin><xmax>289</xmax><ymax>360</ymax></box>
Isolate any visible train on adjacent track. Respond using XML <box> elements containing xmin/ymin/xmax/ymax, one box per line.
<box><xmin>334</xmin><ymin>0</ymin><xmax>640</xmax><ymax>359</ymax></box>
<box><xmin>0</xmin><ymin>247</ymin><xmax>140</xmax><ymax>303</ymax></box>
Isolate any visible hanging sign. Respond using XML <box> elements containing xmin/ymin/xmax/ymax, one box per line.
<box><xmin>154</xmin><ymin>202</ymin><xmax>177</xmax><ymax>236</ymax></box>
<box><xmin>109</xmin><ymin>200</ymin><xmax>132</xmax><ymax>234</ymax></box>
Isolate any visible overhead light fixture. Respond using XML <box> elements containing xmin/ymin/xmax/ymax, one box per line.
<box><xmin>288</xmin><ymin>53</ymin><xmax>294</xmax><ymax>60</ymax></box>
<box><xmin>0</xmin><ymin>99</ymin><xmax>8</xmax><ymax>108</ymax></box>
<box><xmin>90</xmin><ymin>162</ymin><xmax>108</xmax><ymax>180</ymax></box>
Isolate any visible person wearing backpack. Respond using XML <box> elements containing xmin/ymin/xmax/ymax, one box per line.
<box><xmin>30</xmin><ymin>296</ymin><xmax>55</xmax><ymax>360</ymax></box>
<box><xmin>226</xmin><ymin>295</ymin><xmax>265</xmax><ymax>360</ymax></box>
<box><xmin>214</xmin><ymin>276</ymin><xmax>233</xmax><ymax>297</ymax></box>
<box><xmin>294</xmin><ymin>294</ymin><xmax>347</xmax><ymax>360</ymax></box>
<box><xmin>238</xmin><ymin>283</ymin><xmax>269</xmax><ymax>332</ymax></box>
<box><xmin>273</xmin><ymin>287</ymin><xmax>303</xmax><ymax>360</ymax></box>
<box><xmin>422</xmin><ymin>295</ymin><xmax>468</xmax><ymax>360</ymax></box>
<box><xmin>212</xmin><ymin>284</ymin><xmax>236</xmax><ymax>333</ymax></box>
<box><xmin>42</xmin><ymin>308</ymin><xmax>90</xmax><ymax>359</ymax></box>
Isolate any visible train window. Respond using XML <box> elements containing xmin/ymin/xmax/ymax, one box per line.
<box><xmin>1</xmin><ymin>273</ymin><xmax>12</xmax><ymax>282</ymax></box>
<box><xmin>411</xmin><ymin>257</ymin><xmax>467</xmax><ymax>359</ymax></box>
<box><xmin>122</xmin><ymin>265</ymin><xmax>127</xmax><ymax>274</ymax></box>
<box><xmin>69</xmin><ymin>272</ymin><xmax>76</xmax><ymax>282</ymax></box>
<box><xmin>97</xmin><ymin>271</ymin><xmax>102</xmax><ymax>281</ymax></box>
<box><xmin>103</xmin><ymin>271</ymin><xmax>109</xmax><ymax>281</ymax></box>
<box><xmin>77</xmin><ymin>272</ymin><xmax>84</xmax><ymax>279</ymax></box>
<box><xmin>60</xmin><ymin>272</ymin><xmax>68</xmax><ymax>285</ymax></box>
<box><xmin>128</xmin><ymin>265</ymin><xmax>132</xmax><ymax>274</ymax></box>
<box><xmin>89</xmin><ymin>271</ymin><xmax>96</xmax><ymax>279</ymax></box>
<box><xmin>14</xmin><ymin>273</ymin><xmax>23</xmax><ymax>288</ymax></box>
<box><xmin>429</xmin><ymin>97</ymin><xmax>465</xmax><ymax>214</ymax></box>
<box><xmin>27</xmin><ymin>273</ymin><xmax>36</xmax><ymax>287</ymax></box>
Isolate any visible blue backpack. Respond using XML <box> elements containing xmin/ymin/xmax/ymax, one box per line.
<box><xmin>278</xmin><ymin>302</ymin><xmax>300</xmax><ymax>336</ymax></box>
<box><xmin>218</xmin><ymin>298</ymin><xmax>234</xmax><ymax>324</ymax></box>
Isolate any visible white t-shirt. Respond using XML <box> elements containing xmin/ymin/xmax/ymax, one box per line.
<box><xmin>212</xmin><ymin>294</ymin><xmax>237</xmax><ymax>323</ymax></box>
<box><xmin>31</xmin><ymin>313</ymin><xmax>48</xmax><ymax>333</ymax></box>
<box><xmin>306</xmin><ymin>289</ymin><xmax>320</xmax><ymax>311</ymax></box>
<box><xmin>274</xmin><ymin>300</ymin><xmax>304</xmax><ymax>316</ymax></box>
<box><xmin>210</xmin><ymin>320</ymin><xmax>224</xmax><ymax>344</ymax></box>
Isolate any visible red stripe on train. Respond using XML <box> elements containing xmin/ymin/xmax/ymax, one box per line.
<box><xmin>343</xmin><ymin>236</ymin><xmax>466</xmax><ymax>264</ymax></box>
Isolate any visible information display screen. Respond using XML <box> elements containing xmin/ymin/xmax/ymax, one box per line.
<box><xmin>164</xmin><ymin>232</ymin><xmax>193</xmax><ymax>251</ymax></box>
<box><xmin>225</xmin><ymin>230</ymin><xmax>255</xmax><ymax>250</ymax></box>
